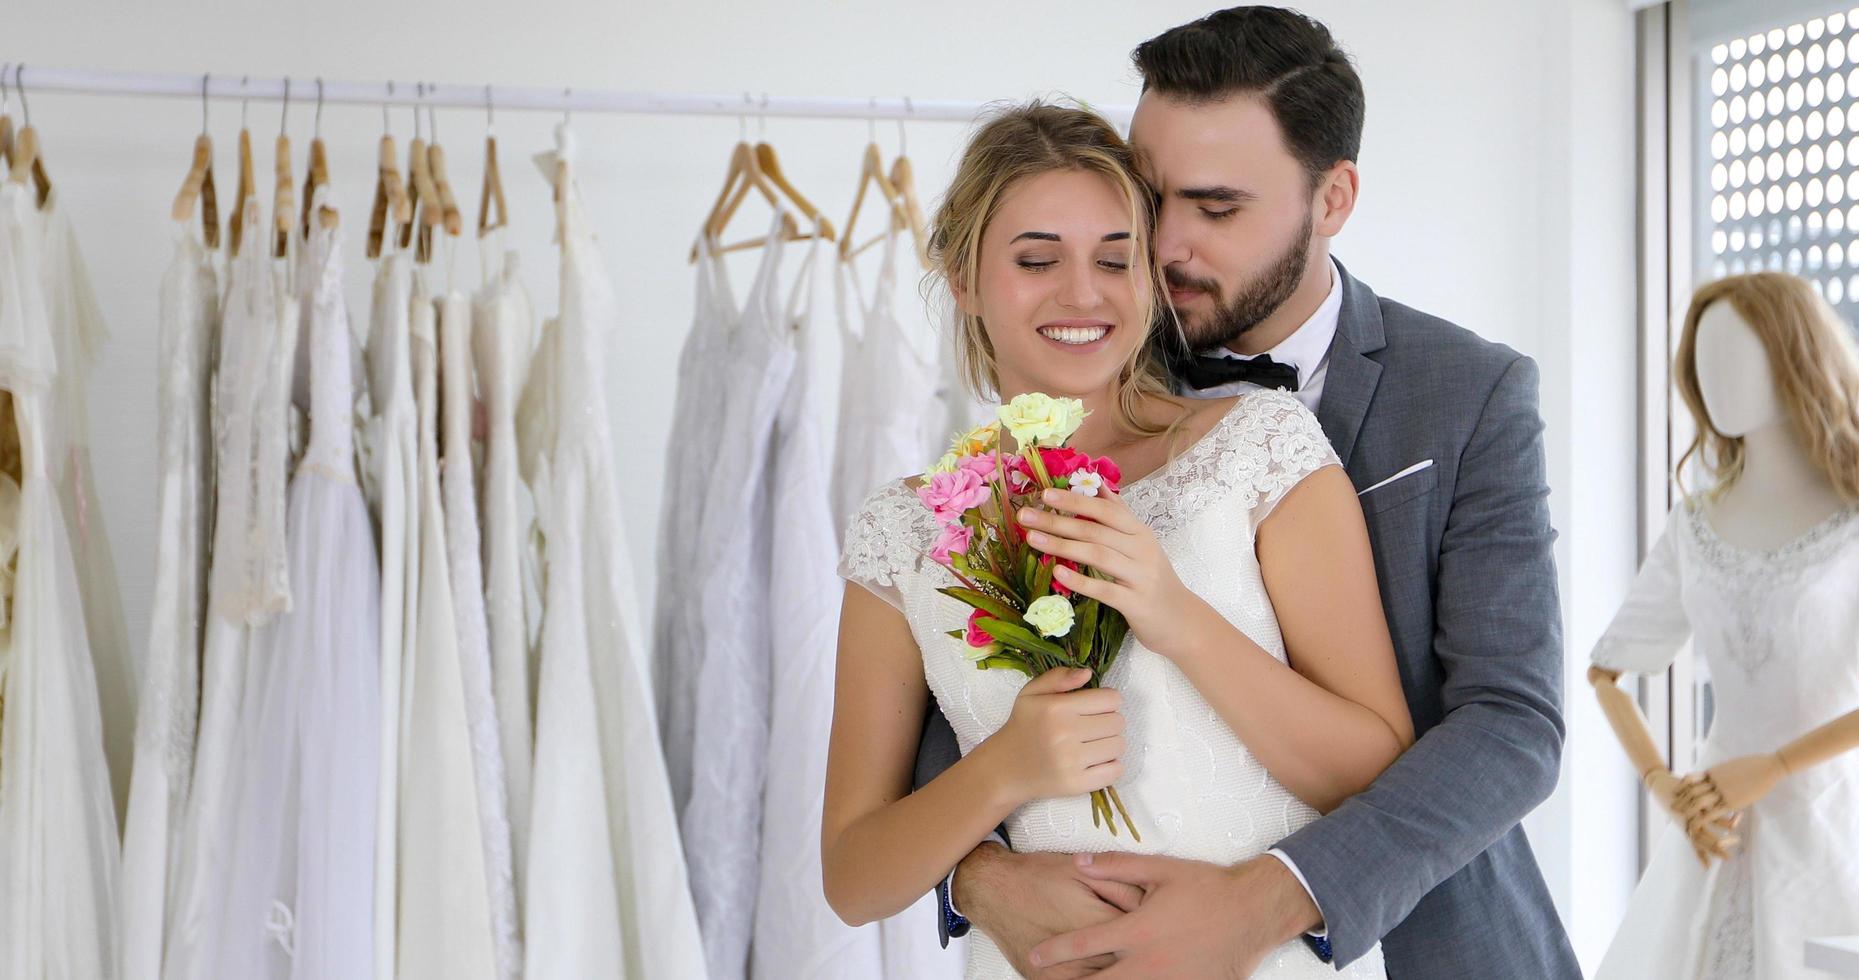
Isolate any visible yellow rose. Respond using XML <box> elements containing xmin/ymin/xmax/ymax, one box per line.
<box><xmin>951</xmin><ymin>421</ymin><xmax>1001</xmax><ymax>457</ymax></box>
<box><xmin>1024</xmin><ymin>594</ymin><xmax>1076</xmax><ymax>638</ymax></box>
<box><xmin>927</xmin><ymin>452</ymin><xmax>960</xmax><ymax>476</ymax></box>
<box><xmin>998</xmin><ymin>394</ymin><xmax>1089</xmax><ymax>449</ymax></box>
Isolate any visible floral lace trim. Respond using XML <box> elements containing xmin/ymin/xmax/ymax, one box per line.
<box><xmin>1683</xmin><ymin>501</ymin><xmax>1858</xmax><ymax>580</ymax></box>
<box><xmin>1123</xmin><ymin>390</ymin><xmax>1337</xmax><ymax>540</ymax></box>
<box><xmin>837</xmin><ymin>391</ymin><xmax>1337</xmax><ymax>586</ymax></box>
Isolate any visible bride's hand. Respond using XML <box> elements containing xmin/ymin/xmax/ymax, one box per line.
<box><xmin>1020</xmin><ymin>487</ymin><xmax>1214</xmax><ymax>659</ymax></box>
<box><xmin>981</xmin><ymin>667</ymin><xmax>1127</xmax><ymax>806</ymax></box>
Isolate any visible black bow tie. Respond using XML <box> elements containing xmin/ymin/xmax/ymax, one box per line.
<box><xmin>1177</xmin><ymin>352</ymin><xmax>1300</xmax><ymax>392</ymax></box>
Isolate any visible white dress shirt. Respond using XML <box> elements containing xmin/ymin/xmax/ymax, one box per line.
<box><xmin>1184</xmin><ymin>257</ymin><xmax>1345</xmax><ymax>935</ymax></box>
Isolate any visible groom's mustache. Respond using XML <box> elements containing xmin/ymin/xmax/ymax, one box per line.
<box><xmin>1162</xmin><ymin>268</ymin><xmax>1221</xmax><ymax>302</ymax></box>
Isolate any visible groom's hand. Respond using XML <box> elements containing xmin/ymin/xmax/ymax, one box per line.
<box><xmin>955</xmin><ymin>842</ymin><xmax>1142</xmax><ymax>979</ymax></box>
<box><xmin>1030</xmin><ymin>853</ymin><xmax>1320</xmax><ymax>978</ymax></box>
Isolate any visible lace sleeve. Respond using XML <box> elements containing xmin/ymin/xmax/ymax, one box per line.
<box><xmin>837</xmin><ymin>481</ymin><xmax>929</xmax><ymax>614</ymax></box>
<box><xmin>1591</xmin><ymin>510</ymin><xmax>1691</xmax><ymax>674</ymax></box>
<box><xmin>1241</xmin><ymin>390</ymin><xmax>1344</xmax><ymax>526</ymax></box>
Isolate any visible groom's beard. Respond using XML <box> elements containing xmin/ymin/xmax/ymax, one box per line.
<box><xmin>1165</xmin><ymin>213</ymin><xmax>1313</xmax><ymax>352</ymax></box>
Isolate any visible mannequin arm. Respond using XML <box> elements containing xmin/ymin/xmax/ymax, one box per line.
<box><xmin>1585</xmin><ymin>666</ymin><xmax>1664</xmax><ymax>779</ymax></box>
<box><xmin>1778</xmin><ymin>705</ymin><xmax>1859</xmax><ymax>773</ymax></box>
<box><xmin>1679</xmin><ymin>706</ymin><xmax>1859</xmax><ymax>830</ymax></box>
<box><xmin>1588</xmin><ymin>666</ymin><xmax>1735</xmax><ymax>862</ymax></box>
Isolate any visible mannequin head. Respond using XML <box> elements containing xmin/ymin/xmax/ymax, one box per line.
<box><xmin>1675</xmin><ymin>272</ymin><xmax>1859</xmax><ymax>501</ymax></box>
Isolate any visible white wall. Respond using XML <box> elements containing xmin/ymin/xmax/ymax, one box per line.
<box><xmin>8</xmin><ymin>0</ymin><xmax>1642</xmax><ymax>965</ymax></box>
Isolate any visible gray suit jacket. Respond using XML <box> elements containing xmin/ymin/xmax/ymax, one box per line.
<box><xmin>913</xmin><ymin>262</ymin><xmax>1579</xmax><ymax>977</ymax></box>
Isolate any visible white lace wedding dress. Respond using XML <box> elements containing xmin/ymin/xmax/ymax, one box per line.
<box><xmin>1593</xmin><ymin>501</ymin><xmax>1859</xmax><ymax>979</ymax></box>
<box><xmin>838</xmin><ymin>391</ymin><xmax>1388</xmax><ymax>980</ymax></box>
<box><xmin>0</xmin><ymin>176</ymin><xmax>120</xmax><ymax>980</ymax></box>
<box><xmin>119</xmin><ymin>220</ymin><xmax>217</xmax><ymax>980</ymax></box>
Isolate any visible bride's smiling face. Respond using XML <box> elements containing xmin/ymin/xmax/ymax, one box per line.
<box><xmin>957</xmin><ymin>169</ymin><xmax>1152</xmax><ymax>400</ymax></box>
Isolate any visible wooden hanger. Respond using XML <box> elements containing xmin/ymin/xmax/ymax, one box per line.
<box><xmin>298</xmin><ymin>79</ymin><xmax>337</xmax><ymax>235</ymax></box>
<box><xmin>887</xmin><ymin>153</ymin><xmax>930</xmax><ymax>269</ymax></box>
<box><xmin>839</xmin><ymin>140</ymin><xmax>902</xmax><ymax>260</ymax></box>
<box><xmin>271</xmin><ymin>80</ymin><xmax>295</xmax><ymax>257</ymax></box>
<box><xmin>229</xmin><ymin>120</ymin><xmax>256</xmax><ymax>256</ymax></box>
<box><xmin>6</xmin><ymin>67</ymin><xmax>51</xmax><ymax>209</ymax></box>
<box><xmin>754</xmin><ymin>139</ymin><xmax>836</xmax><ymax>242</ymax></box>
<box><xmin>0</xmin><ymin>64</ymin><xmax>14</xmax><ymax>172</ymax></box>
<box><xmin>425</xmin><ymin>96</ymin><xmax>463</xmax><ymax>238</ymax></box>
<box><xmin>401</xmin><ymin>84</ymin><xmax>443</xmax><ymax>262</ymax></box>
<box><xmin>169</xmin><ymin>75</ymin><xmax>219</xmax><ymax>248</ymax></box>
<box><xmin>688</xmin><ymin>138</ymin><xmax>782</xmax><ymax>261</ymax></box>
<box><xmin>477</xmin><ymin>86</ymin><xmax>508</xmax><ymax>238</ymax></box>
<box><xmin>367</xmin><ymin>84</ymin><xmax>411</xmax><ymax>259</ymax></box>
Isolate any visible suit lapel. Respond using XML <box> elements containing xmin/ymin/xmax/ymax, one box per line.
<box><xmin>1316</xmin><ymin>260</ymin><xmax>1387</xmax><ymax>474</ymax></box>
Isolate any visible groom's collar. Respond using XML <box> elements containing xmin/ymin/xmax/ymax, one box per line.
<box><xmin>1331</xmin><ymin>257</ymin><xmax>1387</xmax><ymax>356</ymax></box>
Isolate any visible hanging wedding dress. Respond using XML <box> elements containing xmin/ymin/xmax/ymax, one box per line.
<box><xmin>473</xmin><ymin>235</ymin><xmax>538</xmax><ymax>892</ymax></box>
<box><xmin>522</xmin><ymin>124</ymin><xmax>705</xmax><ymax>979</ymax></box>
<box><xmin>679</xmin><ymin>210</ymin><xmax>794</xmax><ymax>978</ymax></box>
<box><xmin>398</xmin><ymin>267</ymin><xmax>499</xmax><ymax>980</ymax></box>
<box><xmin>163</xmin><ymin>195</ymin><xmax>296</xmax><ymax>980</ymax></box>
<box><xmin>654</xmin><ymin>237</ymin><xmax>733</xmax><ymax>805</ymax></box>
<box><xmin>204</xmin><ymin>190</ymin><xmax>380</xmax><ymax>979</ymax></box>
<box><xmin>440</xmin><ymin>278</ymin><xmax>521</xmax><ymax>978</ymax></box>
<box><xmin>0</xmin><ymin>177</ymin><xmax>119</xmax><ymax>980</ymax></box>
<box><xmin>830</xmin><ymin>223</ymin><xmax>944</xmax><ymax>541</ymax></box>
<box><xmin>362</xmin><ymin>244</ymin><xmax>418</xmax><ymax>980</ymax></box>
<box><xmin>752</xmin><ymin>230</ymin><xmax>887</xmax><ymax>979</ymax></box>
<box><xmin>119</xmin><ymin>220</ymin><xmax>217</xmax><ymax>980</ymax></box>
<box><xmin>29</xmin><ymin>189</ymin><xmax>135</xmax><ymax>823</ymax></box>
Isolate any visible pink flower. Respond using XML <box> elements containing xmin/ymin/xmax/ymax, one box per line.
<box><xmin>1005</xmin><ymin>455</ymin><xmax>1034</xmax><ymax>494</ymax></box>
<box><xmin>964</xmin><ymin>609</ymin><xmax>997</xmax><ymax>648</ymax></box>
<box><xmin>1038</xmin><ymin>447</ymin><xmax>1091</xmax><ymax>480</ymax></box>
<box><xmin>957</xmin><ymin>451</ymin><xmax>999</xmax><ymax>482</ymax></box>
<box><xmin>930</xmin><ymin>521</ymin><xmax>974</xmax><ymax>566</ymax></box>
<box><xmin>917</xmin><ymin>467</ymin><xmax>990</xmax><ymax>525</ymax></box>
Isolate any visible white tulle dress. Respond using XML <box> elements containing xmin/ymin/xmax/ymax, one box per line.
<box><xmin>0</xmin><ymin>176</ymin><xmax>120</xmax><ymax>980</ymax></box>
<box><xmin>521</xmin><ymin>124</ymin><xmax>706</xmax><ymax>979</ymax></box>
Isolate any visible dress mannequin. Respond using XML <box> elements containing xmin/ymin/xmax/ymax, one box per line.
<box><xmin>1588</xmin><ymin>272</ymin><xmax>1859</xmax><ymax>978</ymax></box>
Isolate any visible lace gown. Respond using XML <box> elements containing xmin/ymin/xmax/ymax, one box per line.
<box><xmin>521</xmin><ymin>124</ymin><xmax>705</xmax><ymax>979</ymax></box>
<box><xmin>0</xmin><ymin>178</ymin><xmax>120</xmax><ymax>980</ymax></box>
<box><xmin>119</xmin><ymin>222</ymin><xmax>217</xmax><ymax>980</ymax></box>
<box><xmin>473</xmin><ymin>238</ymin><xmax>538</xmax><ymax>893</ymax></box>
<box><xmin>1593</xmin><ymin>502</ymin><xmax>1859</xmax><ymax>980</ymax></box>
<box><xmin>204</xmin><ymin>195</ymin><xmax>381</xmax><ymax>980</ymax></box>
<box><xmin>838</xmin><ymin>392</ymin><xmax>1389</xmax><ymax>980</ymax></box>
<box><xmin>163</xmin><ymin>196</ymin><xmax>296</xmax><ymax>980</ymax></box>
<box><xmin>34</xmin><ymin>190</ymin><xmax>134</xmax><ymax>824</ymax></box>
<box><xmin>439</xmin><ymin>283</ymin><xmax>521</xmax><ymax>978</ymax></box>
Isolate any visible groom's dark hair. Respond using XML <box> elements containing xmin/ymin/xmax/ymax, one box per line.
<box><xmin>1133</xmin><ymin>7</ymin><xmax>1364</xmax><ymax>185</ymax></box>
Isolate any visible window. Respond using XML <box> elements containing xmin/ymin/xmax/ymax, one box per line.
<box><xmin>1697</xmin><ymin>5</ymin><xmax>1859</xmax><ymax>335</ymax></box>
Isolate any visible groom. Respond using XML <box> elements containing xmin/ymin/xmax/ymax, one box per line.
<box><xmin>913</xmin><ymin>8</ymin><xmax>1581</xmax><ymax>978</ymax></box>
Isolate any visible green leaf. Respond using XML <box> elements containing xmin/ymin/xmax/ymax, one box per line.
<box><xmin>1075</xmin><ymin>597</ymin><xmax>1100</xmax><ymax>660</ymax></box>
<box><xmin>978</xmin><ymin>655</ymin><xmax>1037</xmax><ymax>676</ymax></box>
<box><xmin>959</xmin><ymin>565</ymin><xmax>1023</xmax><ymax>609</ymax></box>
<box><xmin>937</xmin><ymin>587</ymin><xmax>1026</xmax><ymax>627</ymax></box>
<box><xmin>1031</xmin><ymin>557</ymin><xmax>1054</xmax><ymax>601</ymax></box>
<box><xmin>1097</xmin><ymin>612</ymin><xmax>1130</xmax><ymax>672</ymax></box>
<box><xmin>984</xmin><ymin>619</ymin><xmax>1072</xmax><ymax>660</ymax></box>
<box><xmin>1020</xmin><ymin>548</ymin><xmax>1039</xmax><ymax>594</ymax></box>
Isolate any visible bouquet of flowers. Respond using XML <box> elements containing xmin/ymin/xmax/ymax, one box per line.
<box><xmin>917</xmin><ymin>393</ymin><xmax>1139</xmax><ymax>840</ymax></box>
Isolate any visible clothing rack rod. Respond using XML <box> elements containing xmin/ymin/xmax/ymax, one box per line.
<box><xmin>2</xmin><ymin>66</ymin><xmax>1133</xmax><ymax>125</ymax></box>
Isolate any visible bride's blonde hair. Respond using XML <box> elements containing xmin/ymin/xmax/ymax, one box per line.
<box><xmin>927</xmin><ymin>100</ymin><xmax>1174</xmax><ymax>436</ymax></box>
<box><xmin>1674</xmin><ymin>272</ymin><xmax>1859</xmax><ymax>502</ymax></box>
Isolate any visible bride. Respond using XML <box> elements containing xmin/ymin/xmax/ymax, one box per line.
<box><xmin>822</xmin><ymin>102</ymin><xmax>1413</xmax><ymax>979</ymax></box>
